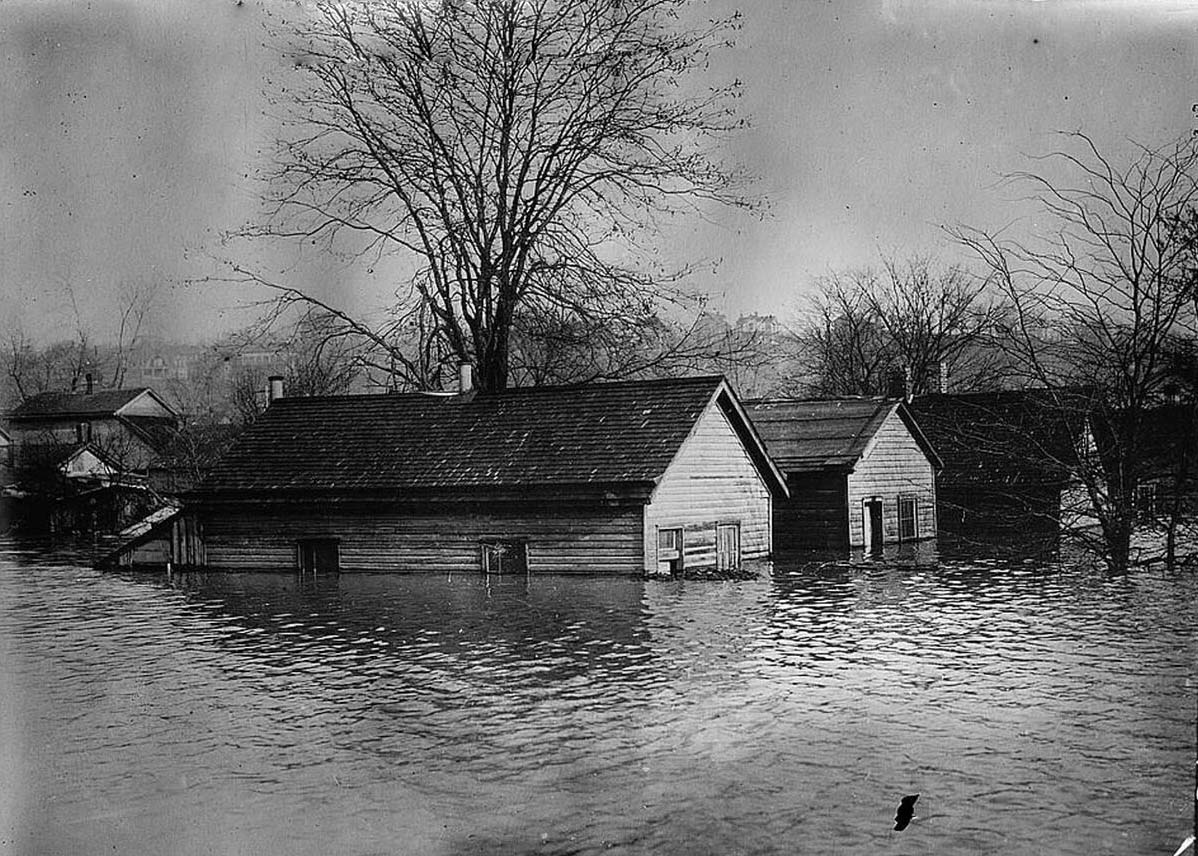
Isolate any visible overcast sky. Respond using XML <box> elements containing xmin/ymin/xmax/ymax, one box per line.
<box><xmin>2</xmin><ymin>0</ymin><xmax>1197</xmax><ymax>344</ymax></box>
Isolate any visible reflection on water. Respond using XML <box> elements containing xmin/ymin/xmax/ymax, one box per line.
<box><xmin>0</xmin><ymin>539</ymin><xmax>1194</xmax><ymax>855</ymax></box>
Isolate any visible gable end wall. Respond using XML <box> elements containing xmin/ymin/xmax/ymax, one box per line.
<box><xmin>846</xmin><ymin>409</ymin><xmax>937</xmax><ymax>547</ymax></box>
<box><xmin>643</xmin><ymin>400</ymin><xmax>772</xmax><ymax>571</ymax></box>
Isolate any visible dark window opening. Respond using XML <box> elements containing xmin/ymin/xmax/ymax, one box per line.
<box><xmin>1136</xmin><ymin>483</ymin><xmax>1157</xmax><ymax>520</ymax></box>
<box><xmin>481</xmin><ymin>540</ymin><xmax>528</xmax><ymax>575</ymax></box>
<box><xmin>898</xmin><ymin>496</ymin><xmax>918</xmax><ymax>541</ymax></box>
<box><xmin>76</xmin><ymin>422</ymin><xmax>92</xmax><ymax>444</ymax></box>
<box><xmin>657</xmin><ymin>528</ymin><xmax>684</xmax><ymax>574</ymax></box>
<box><xmin>297</xmin><ymin>539</ymin><xmax>339</xmax><ymax>574</ymax></box>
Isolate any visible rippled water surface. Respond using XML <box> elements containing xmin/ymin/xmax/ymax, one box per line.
<box><xmin>1</xmin><ymin>539</ymin><xmax>1195</xmax><ymax>855</ymax></box>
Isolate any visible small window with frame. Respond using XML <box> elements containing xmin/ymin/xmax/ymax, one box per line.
<box><xmin>480</xmin><ymin>540</ymin><xmax>528</xmax><ymax>575</ymax></box>
<box><xmin>657</xmin><ymin>527</ymin><xmax>684</xmax><ymax>574</ymax></box>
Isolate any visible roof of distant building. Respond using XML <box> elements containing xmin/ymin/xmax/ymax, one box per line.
<box><xmin>10</xmin><ymin>388</ymin><xmax>176</xmax><ymax>421</ymax></box>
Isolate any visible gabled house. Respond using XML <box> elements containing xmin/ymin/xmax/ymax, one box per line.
<box><xmin>745</xmin><ymin>398</ymin><xmax>941</xmax><ymax>552</ymax></box>
<box><xmin>908</xmin><ymin>390</ymin><xmax>1094</xmax><ymax>543</ymax></box>
<box><xmin>9</xmin><ymin>385</ymin><xmax>179</xmax><ymax>479</ymax></box>
<box><xmin>184</xmin><ymin>376</ymin><xmax>787</xmax><ymax>575</ymax></box>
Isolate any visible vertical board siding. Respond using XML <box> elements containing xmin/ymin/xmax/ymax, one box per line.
<box><xmin>773</xmin><ymin>472</ymin><xmax>849</xmax><ymax>550</ymax></box>
<box><xmin>644</xmin><ymin>400</ymin><xmax>773</xmax><ymax>569</ymax></box>
<box><xmin>201</xmin><ymin>505</ymin><xmax>644</xmax><ymax>574</ymax></box>
<box><xmin>846</xmin><ymin>409</ymin><xmax>937</xmax><ymax>547</ymax></box>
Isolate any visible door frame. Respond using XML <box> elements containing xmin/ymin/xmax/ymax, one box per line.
<box><xmin>862</xmin><ymin>498</ymin><xmax>884</xmax><ymax>552</ymax></box>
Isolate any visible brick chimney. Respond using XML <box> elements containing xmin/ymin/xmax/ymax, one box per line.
<box><xmin>267</xmin><ymin>375</ymin><xmax>284</xmax><ymax>404</ymax></box>
<box><xmin>85</xmin><ymin>373</ymin><xmax>94</xmax><ymax>395</ymax></box>
<box><xmin>458</xmin><ymin>363</ymin><xmax>474</xmax><ymax>394</ymax></box>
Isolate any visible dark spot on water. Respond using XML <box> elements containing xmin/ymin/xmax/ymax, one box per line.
<box><xmin>894</xmin><ymin>793</ymin><xmax>919</xmax><ymax>831</ymax></box>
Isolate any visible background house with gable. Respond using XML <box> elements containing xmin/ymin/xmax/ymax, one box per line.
<box><xmin>8</xmin><ymin>382</ymin><xmax>179</xmax><ymax>479</ymax></box>
<box><xmin>746</xmin><ymin>398</ymin><xmax>940</xmax><ymax>552</ymax></box>
<box><xmin>183</xmin><ymin>375</ymin><xmax>787</xmax><ymax>575</ymax></box>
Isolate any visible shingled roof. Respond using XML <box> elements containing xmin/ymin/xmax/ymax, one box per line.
<box><xmin>908</xmin><ymin>389</ymin><xmax>1088</xmax><ymax>487</ymax></box>
<box><xmin>10</xmin><ymin>389</ymin><xmax>154</xmax><ymax>420</ymax></box>
<box><xmin>191</xmin><ymin>376</ymin><xmax>782</xmax><ymax>502</ymax></box>
<box><xmin>745</xmin><ymin>398</ymin><xmax>939</xmax><ymax>474</ymax></box>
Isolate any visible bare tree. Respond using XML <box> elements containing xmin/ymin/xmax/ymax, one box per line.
<box><xmin>955</xmin><ymin>131</ymin><xmax>1198</xmax><ymax>571</ymax></box>
<box><xmin>233</xmin><ymin>0</ymin><xmax>751</xmax><ymax>392</ymax></box>
<box><xmin>109</xmin><ymin>281</ymin><xmax>158</xmax><ymax>388</ymax></box>
<box><xmin>791</xmin><ymin>255</ymin><xmax>1006</xmax><ymax>398</ymax></box>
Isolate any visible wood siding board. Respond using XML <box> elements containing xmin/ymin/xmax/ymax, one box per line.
<box><xmin>200</xmin><ymin>506</ymin><xmax>644</xmax><ymax>574</ymax></box>
<box><xmin>773</xmin><ymin>472</ymin><xmax>849</xmax><ymax>549</ymax></box>
<box><xmin>644</xmin><ymin>397</ymin><xmax>773</xmax><ymax>570</ymax></box>
<box><xmin>845</xmin><ymin>408</ymin><xmax>938</xmax><ymax>547</ymax></box>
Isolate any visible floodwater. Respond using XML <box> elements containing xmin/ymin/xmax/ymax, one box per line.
<box><xmin>0</xmin><ymin>539</ymin><xmax>1195</xmax><ymax>856</ymax></box>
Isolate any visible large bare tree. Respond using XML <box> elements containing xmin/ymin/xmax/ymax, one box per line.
<box><xmin>237</xmin><ymin>0</ymin><xmax>751</xmax><ymax>392</ymax></box>
<box><xmin>791</xmin><ymin>254</ymin><xmax>1007</xmax><ymax>398</ymax></box>
<box><xmin>955</xmin><ymin>131</ymin><xmax>1198</xmax><ymax>571</ymax></box>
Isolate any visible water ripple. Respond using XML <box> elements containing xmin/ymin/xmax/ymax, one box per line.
<box><xmin>0</xmin><ymin>541</ymin><xmax>1195</xmax><ymax>855</ymax></box>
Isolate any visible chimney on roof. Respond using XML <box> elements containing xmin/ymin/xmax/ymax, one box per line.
<box><xmin>458</xmin><ymin>362</ymin><xmax>474</xmax><ymax>394</ymax></box>
<box><xmin>85</xmin><ymin>373</ymin><xmax>93</xmax><ymax>395</ymax></box>
<box><xmin>937</xmin><ymin>361</ymin><xmax>949</xmax><ymax>395</ymax></box>
<box><xmin>268</xmin><ymin>375</ymin><xmax>284</xmax><ymax>404</ymax></box>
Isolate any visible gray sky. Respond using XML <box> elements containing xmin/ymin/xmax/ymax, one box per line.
<box><xmin>3</xmin><ymin>0</ymin><xmax>1197</xmax><ymax>344</ymax></box>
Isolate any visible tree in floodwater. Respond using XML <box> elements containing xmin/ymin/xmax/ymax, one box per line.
<box><xmin>237</xmin><ymin>0</ymin><xmax>753</xmax><ymax>392</ymax></box>
<box><xmin>955</xmin><ymin>131</ymin><xmax>1198</xmax><ymax>571</ymax></box>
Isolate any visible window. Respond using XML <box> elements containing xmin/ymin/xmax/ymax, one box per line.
<box><xmin>296</xmin><ymin>539</ymin><xmax>339</xmax><ymax>575</ymax></box>
<box><xmin>1136</xmin><ymin>483</ymin><xmax>1158</xmax><ymax>521</ymax></box>
<box><xmin>898</xmin><ymin>496</ymin><xmax>918</xmax><ymax>541</ymax></box>
<box><xmin>145</xmin><ymin>355</ymin><xmax>169</xmax><ymax>379</ymax></box>
<box><xmin>75</xmin><ymin>422</ymin><xmax>92</xmax><ymax>444</ymax></box>
<box><xmin>657</xmin><ymin>528</ymin><xmax>684</xmax><ymax>574</ymax></box>
<box><xmin>716</xmin><ymin>524</ymin><xmax>741</xmax><ymax>572</ymax></box>
<box><xmin>480</xmin><ymin>540</ymin><xmax>528</xmax><ymax>575</ymax></box>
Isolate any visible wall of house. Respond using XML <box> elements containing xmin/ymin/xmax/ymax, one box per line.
<box><xmin>117</xmin><ymin>392</ymin><xmax>174</xmax><ymax>419</ymax></box>
<box><xmin>772</xmin><ymin>471</ymin><xmax>849</xmax><ymax>551</ymax></box>
<box><xmin>642</xmin><ymin>400</ymin><xmax>773</xmax><ymax>571</ymax></box>
<box><xmin>12</xmin><ymin>420</ymin><xmax>161</xmax><ymax>472</ymax></box>
<box><xmin>846</xmin><ymin>409</ymin><xmax>937</xmax><ymax>547</ymax></box>
<box><xmin>198</xmin><ymin>503</ymin><xmax>645</xmax><ymax>574</ymax></box>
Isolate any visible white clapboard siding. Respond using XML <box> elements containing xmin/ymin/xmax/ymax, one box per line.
<box><xmin>643</xmin><ymin>398</ymin><xmax>772</xmax><ymax>570</ymax></box>
<box><xmin>846</xmin><ymin>407</ymin><xmax>937</xmax><ymax>547</ymax></box>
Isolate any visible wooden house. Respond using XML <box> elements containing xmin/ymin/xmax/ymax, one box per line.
<box><xmin>8</xmin><ymin>385</ymin><xmax>179</xmax><ymax>479</ymax></box>
<box><xmin>745</xmin><ymin>398</ymin><xmax>940</xmax><ymax>551</ymax></box>
<box><xmin>183</xmin><ymin>376</ymin><xmax>787</xmax><ymax>575</ymax></box>
<box><xmin>908</xmin><ymin>390</ymin><xmax>1093</xmax><ymax>545</ymax></box>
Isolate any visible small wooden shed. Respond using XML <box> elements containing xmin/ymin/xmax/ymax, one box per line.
<box><xmin>184</xmin><ymin>376</ymin><xmax>787</xmax><ymax>575</ymax></box>
<box><xmin>746</xmin><ymin>398</ymin><xmax>941</xmax><ymax>551</ymax></box>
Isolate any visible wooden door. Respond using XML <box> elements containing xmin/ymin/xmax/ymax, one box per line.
<box><xmin>716</xmin><ymin>524</ymin><xmax>741</xmax><ymax>571</ymax></box>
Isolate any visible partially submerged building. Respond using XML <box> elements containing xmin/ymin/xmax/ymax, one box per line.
<box><xmin>6</xmin><ymin>384</ymin><xmax>179</xmax><ymax>536</ymax></box>
<box><xmin>182</xmin><ymin>375</ymin><xmax>787</xmax><ymax>575</ymax></box>
<box><xmin>908</xmin><ymin>390</ymin><xmax>1093</xmax><ymax>544</ymax></box>
<box><xmin>9</xmin><ymin>383</ymin><xmax>179</xmax><ymax>477</ymax></box>
<box><xmin>745</xmin><ymin>398</ymin><xmax>940</xmax><ymax>551</ymax></box>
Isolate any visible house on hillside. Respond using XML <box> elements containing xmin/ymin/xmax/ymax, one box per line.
<box><xmin>181</xmin><ymin>375</ymin><xmax>787</xmax><ymax>576</ymax></box>
<box><xmin>9</xmin><ymin>383</ymin><xmax>179</xmax><ymax>480</ymax></box>
<box><xmin>908</xmin><ymin>390</ymin><xmax>1095</xmax><ymax>545</ymax></box>
<box><xmin>745</xmin><ymin>398</ymin><xmax>941</xmax><ymax>552</ymax></box>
